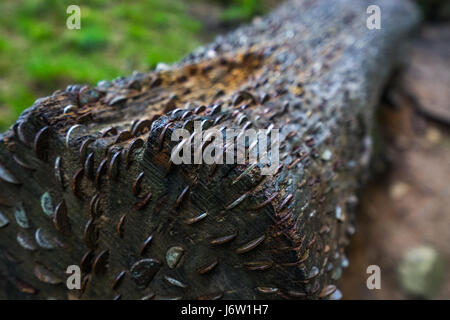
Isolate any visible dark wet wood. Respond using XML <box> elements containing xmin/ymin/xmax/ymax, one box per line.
<box><xmin>0</xmin><ymin>0</ymin><xmax>418</xmax><ymax>299</ymax></box>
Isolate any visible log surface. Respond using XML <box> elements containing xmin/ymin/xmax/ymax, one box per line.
<box><xmin>0</xmin><ymin>0</ymin><xmax>419</xmax><ymax>299</ymax></box>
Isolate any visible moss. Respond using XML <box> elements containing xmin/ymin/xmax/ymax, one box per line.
<box><xmin>0</xmin><ymin>0</ymin><xmax>267</xmax><ymax>131</ymax></box>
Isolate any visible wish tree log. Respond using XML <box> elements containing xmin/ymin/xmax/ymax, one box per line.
<box><xmin>0</xmin><ymin>0</ymin><xmax>419</xmax><ymax>299</ymax></box>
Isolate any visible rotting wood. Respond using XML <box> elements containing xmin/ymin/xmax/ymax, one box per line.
<box><xmin>0</xmin><ymin>0</ymin><xmax>419</xmax><ymax>299</ymax></box>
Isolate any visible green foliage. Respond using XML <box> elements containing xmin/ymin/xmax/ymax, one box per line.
<box><xmin>0</xmin><ymin>0</ymin><xmax>203</xmax><ymax>131</ymax></box>
<box><xmin>0</xmin><ymin>0</ymin><xmax>266</xmax><ymax>131</ymax></box>
<box><xmin>221</xmin><ymin>0</ymin><xmax>264</xmax><ymax>22</ymax></box>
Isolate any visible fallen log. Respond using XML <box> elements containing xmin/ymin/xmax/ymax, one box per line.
<box><xmin>0</xmin><ymin>0</ymin><xmax>419</xmax><ymax>299</ymax></box>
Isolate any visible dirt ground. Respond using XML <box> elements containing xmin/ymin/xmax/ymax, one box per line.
<box><xmin>341</xmin><ymin>24</ymin><xmax>450</xmax><ymax>299</ymax></box>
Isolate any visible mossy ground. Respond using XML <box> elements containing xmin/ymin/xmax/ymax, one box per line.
<box><xmin>0</xmin><ymin>0</ymin><xmax>267</xmax><ymax>131</ymax></box>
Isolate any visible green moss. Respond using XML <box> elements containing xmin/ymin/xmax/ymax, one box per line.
<box><xmin>0</xmin><ymin>0</ymin><xmax>267</xmax><ymax>131</ymax></box>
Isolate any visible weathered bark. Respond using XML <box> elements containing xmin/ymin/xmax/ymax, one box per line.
<box><xmin>0</xmin><ymin>0</ymin><xmax>418</xmax><ymax>300</ymax></box>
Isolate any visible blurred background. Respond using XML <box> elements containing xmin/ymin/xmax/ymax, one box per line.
<box><xmin>0</xmin><ymin>0</ymin><xmax>277</xmax><ymax>131</ymax></box>
<box><xmin>0</xmin><ymin>0</ymin><xmax>446</xmax><ymax>131</ymax></box>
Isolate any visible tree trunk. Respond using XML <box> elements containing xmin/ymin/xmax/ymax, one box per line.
<box><xmin>0</xmin><ymin>0</ymin><xmax>419</xmax><ymax>300</ymax></box>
